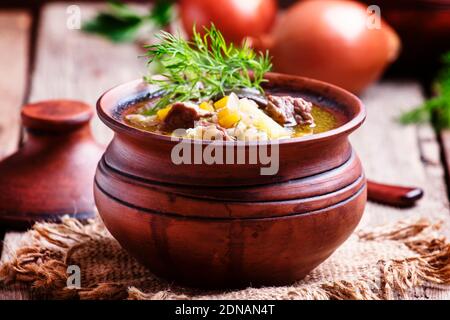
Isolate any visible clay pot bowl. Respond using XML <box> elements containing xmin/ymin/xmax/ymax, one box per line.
<box><xmin>95</xmin><ymin>73</ymin><xmax>366</xmax><ymax>288</ymax></box>
<box><xmin>97</xmin><ymin>73</ymin><xmax>365</xmax><ymax>186</ymax></box>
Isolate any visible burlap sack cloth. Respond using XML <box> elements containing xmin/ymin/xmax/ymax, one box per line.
<box><xmin>1</xmin><ymin>216</ymin><xmax>450</xmax><ymax>300</ymax></box>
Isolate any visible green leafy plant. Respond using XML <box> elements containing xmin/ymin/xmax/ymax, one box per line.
<box><xmin>400</xmin><ymin>52</ymin><xmax>450</xmax><ymax>129</ymax></box>
<box><xmin>83</xmin><ymin>0</ymin><xmax>173</xmax><ymax>43</ymax></box>
<box><xmin>144</xmin><ymin>25</ymin><xmax>272</xmax><ymax>110</ymax></box>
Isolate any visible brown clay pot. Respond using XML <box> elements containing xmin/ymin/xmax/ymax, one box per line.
<box><xmin>0</xmin><ymin>100</ymin><xmax>104</xmax><ymax>228</ymax></box>
<box><xmin>94</xmin><ymin>73</ymin><xmax>366</xmax><ymax>288</ymax></box>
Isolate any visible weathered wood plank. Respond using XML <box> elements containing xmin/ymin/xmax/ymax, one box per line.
<box><xmin>28</xmin><ymin>2</ymin><xmax>146</xmax><ymax>144</ymax></box>
<box><xmin>0</xmin><ymin>11</ymin><xmax>30</xmax><ymax>159</ymax></box>
<box><xmin>351</xmin><ymin>82</ymin><xmax>450</xmax><ymax>299</ymax></box>
<box><xmin>352</xmin><ymin>82</ymin><xmax>450</xmax><ymax>238</ymax></box>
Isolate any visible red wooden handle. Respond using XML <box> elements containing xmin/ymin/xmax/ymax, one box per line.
<box><xmin>367</xmin><ymin>180</ymin><xmax>424</xmax><ymax>208</ymax></box>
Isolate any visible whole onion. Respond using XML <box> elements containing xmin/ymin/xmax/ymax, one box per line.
<box><xmin>250</xmin><ymin>0</ymin><xmax>401</xmax><ymax>93</ymax></box>
<box><xmin>179</xmin><ymin>0</ymin><xmax>278</xmax><ymax>43</ymax></box>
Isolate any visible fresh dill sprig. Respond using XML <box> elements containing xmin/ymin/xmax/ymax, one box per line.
<box><xmin>400</xmin><ymin>52</ymin><xmax>450</xmax><ymax>129</ymax></box>
<box><xmin>144</xmin><ymin>24</ymin><xmax>272</xmax><ymax>110</ymax></box>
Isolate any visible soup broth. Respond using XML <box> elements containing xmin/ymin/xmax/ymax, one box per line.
<box><xmin>293</xmin><ymin>106</ymin><xmax>339</xmax><ymax>137</ymax></box>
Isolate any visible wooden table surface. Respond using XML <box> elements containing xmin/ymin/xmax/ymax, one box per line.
<box><xmin>1</xmin><ymin>3</ymin><xmax>450</xmax><ymax>300</ymax></box>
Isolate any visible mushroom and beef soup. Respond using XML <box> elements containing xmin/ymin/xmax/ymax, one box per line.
<box><xmin>124</xmin><ymin>92</ymin><xmax>341</xmax><ymax>141</ymax></box>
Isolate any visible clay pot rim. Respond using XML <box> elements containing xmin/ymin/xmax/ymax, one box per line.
<box><xmin>97</xmin><ymin>72</ymin><xmax>366</xmax><ymax>146</ymax></box>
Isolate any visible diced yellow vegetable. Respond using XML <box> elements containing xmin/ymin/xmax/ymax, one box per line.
<box><xmin>214</xmin><ymin>96</ymin><xmax>229</xmax><ymax>110</ymax></box>
<box><xmin>220</xmin><ymin>114</ymin><xmax>241</xmax><ymax>129</ymax></box>
<box><xmin>156</xmin><ymin>105</ymin><xmax>172</xmax><ymax>121</ymax></box>
<box><xmin>218</xmin><ymin>107</ymin><xmax>230</xmax><ymax>118</ymax></box>
<box><xmin>199</xmin><ymin>101</ymin><xmax>214</xmax><ymax>112</ymax></box>
<box><xmin>218</xmin><ymin>107</ymin><xmax>241</xmax><ymax>128</ymax></box>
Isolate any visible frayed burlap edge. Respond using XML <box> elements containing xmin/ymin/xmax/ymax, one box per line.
<box><xmin>1</xmin><ymin>217</ymin><xmax>450</xmax><ymax>300</ymax></box>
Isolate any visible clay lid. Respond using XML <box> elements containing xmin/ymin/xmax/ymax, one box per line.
<box><xmin>21</xmin><ymin>100</ymin><xmax>93</xmax><ymax>132</ymax></box>
<box><xmin>0</xmin><ymin>100</ymin><xmax>103</xmax><ymax>229</ymax></box>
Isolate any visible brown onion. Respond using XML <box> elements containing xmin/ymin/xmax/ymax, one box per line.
<box><xmin>179</xmin><ymin>0</ymin><xmax>278</xmax><ymax>43</ymax></box>
<box><xmin>250</xmin><ymin>0</ymin><xmax>401</xmax><ymax>94</ymax></box>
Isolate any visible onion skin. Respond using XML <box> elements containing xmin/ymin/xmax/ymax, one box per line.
<box><xmin>179</xmin><ymin>0</ymin><xmax>278</xmax><ymax>43</ymax></box>
<box><xmin>251</xmin><ymin>0</ymin><xmax>401</xmax><ymax>94</ymax></box>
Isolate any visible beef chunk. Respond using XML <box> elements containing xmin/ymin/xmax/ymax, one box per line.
<box><xmin>161</xmin><ymin>102</ymin><xmax>211</xmax><ymax>132</ymax></box>
<box><xmin>266</xmin><ymin>95</ymin><xmax>315</xmax><ymax>127</ymax></box>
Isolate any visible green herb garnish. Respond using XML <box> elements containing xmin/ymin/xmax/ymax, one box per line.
<box><xmin>400</xmin><ymin>52</ymin><xmax>450</xmax><ymax>129</ymax></box>
<box><xmin>83</xmin><ymin>0</ymin><xmax>173</xmax><ymax>43</ymax></box>
<box><xmin>144</xmin><ymin>25</ymin><xmax>272</xmax><ymax>110</ymax></box>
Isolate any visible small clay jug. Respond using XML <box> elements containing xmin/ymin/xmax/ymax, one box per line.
<box><xmin>0</xmin><ymin>100</ymin><xmax>104</xmax><ymax>229</ymax></box>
